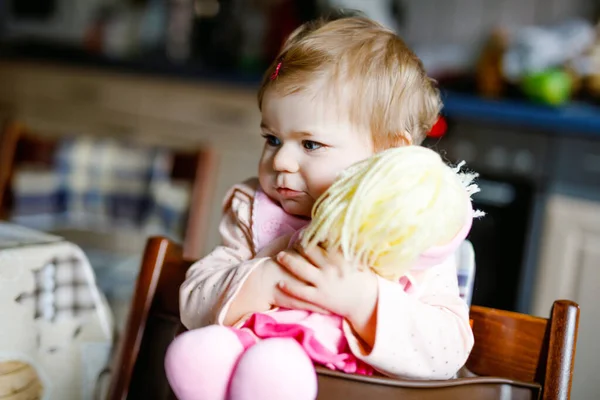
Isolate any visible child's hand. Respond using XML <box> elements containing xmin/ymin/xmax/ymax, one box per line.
<box><xmin>262</xmin><ymin>257</ymin><xmax>331</xmax><ymax>315</ymax></box>
<box><xmin>274</xmin><ymin>244</ymin><xmax>379</xmax><ymax>330</ymax></box>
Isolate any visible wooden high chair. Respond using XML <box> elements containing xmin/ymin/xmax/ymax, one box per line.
<box><xmin>107</xmin><ymin>236</ymin><xmax>580</xmax><ymax>400</ymax></box>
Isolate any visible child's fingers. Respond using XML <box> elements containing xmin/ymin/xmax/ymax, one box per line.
<box><xmin>277</xmin><ymin>280</ymin><xmax>318</xmax><ymax>304</ymax></box>
<box><xmin>294</xmin><ymin>243</ymin><xmax>329</xmax><ymax>268</ymax></box>
<box><xmin>277</xmin><ymin>250</ymin><xmax>320</xmax><ymax>285</ymax></box>
<box><xmin>273</xmin><ymin>285</ymin><xmax>329</xmax><ymax>315</ymax></box>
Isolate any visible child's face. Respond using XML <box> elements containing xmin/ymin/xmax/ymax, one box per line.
<box><xmin>259</xmin><ymin>89</ymin><xmax>374</xmax><ymax>217</ymax></box>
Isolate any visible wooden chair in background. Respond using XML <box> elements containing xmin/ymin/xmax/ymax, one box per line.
<box><xmin>0</xmin><ymin>122</ymin><xmax>55</xmax><ymax>221</ymax></box>
<box><xmin>0</xmin><ymin>120</ymin><xmax>218</xmax><ymax>259</ymax></box>
<box><xmin>107</xmin><ymin>236</ymin><xmax>580</xmax><ymax>400</ymax></box>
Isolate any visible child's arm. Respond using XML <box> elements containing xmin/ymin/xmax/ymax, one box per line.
<box><xmin>342</xmin><ymin>254</ymin><xmax>474</xmax><ymax>380</ymax></box>
<box><xmin>179</xmin><ymin>180</ymin><xmax>284</xmax><ymax>330</ymax></box>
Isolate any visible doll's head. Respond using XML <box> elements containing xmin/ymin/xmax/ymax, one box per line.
<box><xmin>257</xmin><ymin>16</ymin><xmax>441</xmax><ymax>217</ymax></box>
<box><xmin>300</xmin><ymin>146</ymin><xmax>482</xmax><ymax>281</ymax></box>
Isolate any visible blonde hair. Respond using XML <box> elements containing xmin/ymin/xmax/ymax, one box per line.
<box><xmin>258</xmin><ymin>16</ymin><xmax>441</xmax><ymax>149</ymax></box>
<box><xmin>301</xmin><ymin>146</ymin><xmax>481</xmax><ymax>281</ymax></box>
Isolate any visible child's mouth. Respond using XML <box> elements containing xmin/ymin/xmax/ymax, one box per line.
<box><xmin>277</xmin><ymin>188</ymin><xmax>303</xmax><ymax>198</ymax></box>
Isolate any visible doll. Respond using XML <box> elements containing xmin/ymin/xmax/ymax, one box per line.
<box><xmin>300</xmin><ymin>145</ymin><xmax>483</xmax><ymax>281</ymax></box>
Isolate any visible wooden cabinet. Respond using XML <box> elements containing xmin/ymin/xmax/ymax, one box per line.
<box><xmin>0</xmin><ymin>61</ymin><xmax>263</xmax><ymax>150</ymax></box>
<box><xmin>532</xmin><ymin>194</ymin><xmax>600</xmax><ymax>399</ymax></box>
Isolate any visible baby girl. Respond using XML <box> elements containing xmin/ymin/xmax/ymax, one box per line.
<box><xmin>164</xmin><ymin>14</ymin><xmax>475</xmax><ymax>400</ymax></box>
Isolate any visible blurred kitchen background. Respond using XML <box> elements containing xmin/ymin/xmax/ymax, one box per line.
<box><xmin>0</xmin><ymin>0</ymin><xmax>599</xmax><ymax>397</ymax></box>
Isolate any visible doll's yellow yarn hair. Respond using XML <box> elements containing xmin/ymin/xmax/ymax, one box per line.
<box><xmin>300</xmin><ymin>146</ymin><xmax>480</xmax><ymax>281</ymax></box>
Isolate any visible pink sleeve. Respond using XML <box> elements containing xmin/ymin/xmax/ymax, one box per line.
<box><xmin>179</xmin><ymin>180</ymin><xmax>271</xmax><ymax>330</ymax></box>
<box><xmin>342</xmin><ymin>253</ymin><xmax>474</xmax><ymax>379</ymax></box>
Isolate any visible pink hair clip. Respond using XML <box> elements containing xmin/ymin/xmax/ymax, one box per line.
<box><xmin>270</xmin><ymin>61</ymin><xmax>282</xmax><ymax>80</ymax></box>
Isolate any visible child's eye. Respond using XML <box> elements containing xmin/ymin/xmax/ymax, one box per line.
<box><xmin>303</xmin><ymin>140</ymin><xmax>323</xmax><ymax>151</ymax></box>
<box><xmin>262</xmin><ymin>134</ymin><xmax>281</xmax><ymax>147</ymax></box>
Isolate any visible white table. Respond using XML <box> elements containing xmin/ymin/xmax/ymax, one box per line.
<box><xmin>0</xmin><ymin>222</ymin><xmax>114</xmax><ymax>400</ymax></box>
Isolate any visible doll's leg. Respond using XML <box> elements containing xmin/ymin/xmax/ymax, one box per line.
<box><xmin>165</xmin><ymin>325</ymin><xmax>244</xmax><ymax>400</ymax></box>
<box><xmin>227</xmin><ymin>338</ymin><xmax>318</xmax><ymax>400</ymax></box>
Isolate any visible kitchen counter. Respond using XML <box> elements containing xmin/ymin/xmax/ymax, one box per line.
<box><xmin>443</xmin><ymin>92</ymin><xmax>600</xmax><ymax>138</ymax></box>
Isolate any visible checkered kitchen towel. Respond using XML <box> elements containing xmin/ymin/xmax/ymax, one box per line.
<box><xmin>14</xmin><ymin>254</ymin><xmax>97</xmax><ymax>322</ymax></box>
<box><xmin>11</xmin><ymin>136</ymin><xmax>191</xmax><ymax>239</ymax></box>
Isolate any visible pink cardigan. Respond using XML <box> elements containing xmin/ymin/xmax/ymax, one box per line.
<box><xmin>180</xmin><ymin>178</ymin><xmax>474</xmax><ymax>380</ymax></box>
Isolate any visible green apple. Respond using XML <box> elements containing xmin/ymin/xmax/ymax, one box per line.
<box><xmin>521</xmin><ymin>69</ymin><xmax>572</xmax><ymax>106</ymax></box>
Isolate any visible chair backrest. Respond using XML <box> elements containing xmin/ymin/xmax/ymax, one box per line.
<box><xmin>0</xmin><ymin>122</ymin><xmax>56</xmax><ymax>220</ymax></box>
<box><xmin>0</xmin><ymin>121</ymin><xmax>217</xmax><ymax>259</ymax></box>
<box><xmin>108</xmin><ymin>237</ymin><xmax>192</xmax><ymax>399</ymax></box>
<box><xmin>466</xmin><ymin>303</ymin><xmax>579</xmax><ymax>399</ymax></box>
<box><xmin>108</xmin><ymin>236</ymin><xmax>580</xmax><ymax>400</ymax></box>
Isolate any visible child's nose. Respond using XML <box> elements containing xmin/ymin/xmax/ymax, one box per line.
<box><xmin>272</xmin><ymin>146</ymin><xmax>299</xmax><ymax>173</ymax></box>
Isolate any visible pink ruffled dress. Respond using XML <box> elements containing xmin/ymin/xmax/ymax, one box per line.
<box><xmin>233</xmin><ymin>188</ymin><xmax>472</xmax><ymax>376</ymax></box>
